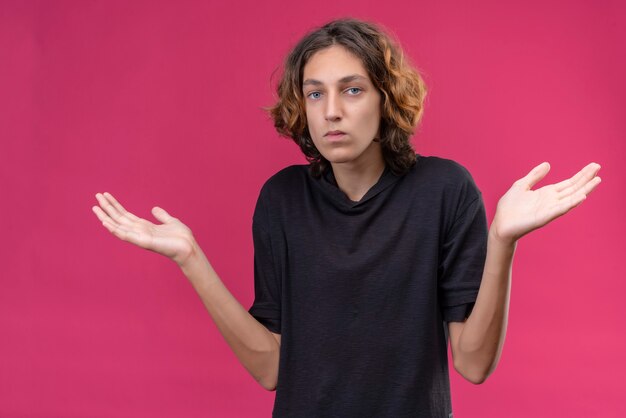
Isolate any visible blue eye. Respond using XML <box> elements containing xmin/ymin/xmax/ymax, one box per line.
<box><xmin>347</xmin><ymin>87</ymin><xmax>362</xmax><ymax>95</ymax></box>
<box><xmin>307</xmin><ymin>92</ymin><xmax>321</xmax><ymax>100</ymax></box>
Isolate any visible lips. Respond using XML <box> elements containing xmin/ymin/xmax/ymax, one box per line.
<box><xmin>325</xmin><ymin>130</ymin><xmax>345</xmax><ymax>136</ymax></box>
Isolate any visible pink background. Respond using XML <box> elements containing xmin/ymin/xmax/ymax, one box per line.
<box><xmin>1</xmin><ymin>0</ymin><xmax>624</xmax><ymax>417</ymax></box>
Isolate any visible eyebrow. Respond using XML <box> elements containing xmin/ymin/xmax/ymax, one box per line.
<box><xmin>302</xmin><ymin>74</ymin><xmax>368</xmax><ymax>88</ymax></box>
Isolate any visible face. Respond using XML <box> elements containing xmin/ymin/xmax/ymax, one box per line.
<box><xmin>302</xmin><ymin>45</ymin><xmax>383</xmax><ymax>169</ymax></box>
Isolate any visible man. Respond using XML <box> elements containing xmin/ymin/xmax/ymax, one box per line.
<box><xmin>92</xmin><ymin>18</ymin><xmax>601</xmax><ymax>417</ymax></box>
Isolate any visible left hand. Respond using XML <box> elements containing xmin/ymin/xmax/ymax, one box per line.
<box><xmin>491</xmin><ymin>162</ymin><xmax>602</xmax><ymax>244</ymax></box>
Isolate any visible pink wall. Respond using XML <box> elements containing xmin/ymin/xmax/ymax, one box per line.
<box><xmin>1</xmin><ymin>0</ymin><xmax>624</xmax><ymax>416</ymax></box>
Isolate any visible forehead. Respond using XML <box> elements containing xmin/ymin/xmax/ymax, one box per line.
<box><xmin>302</xmin><ymin>45</ymin><xmax>371</xmax><ymax>83</ymax></box>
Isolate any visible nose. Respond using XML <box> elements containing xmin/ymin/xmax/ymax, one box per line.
<box><xmin>324</xmin><ymin>91</ymin><xmax>342</xmax><ymax>122</ymax></box>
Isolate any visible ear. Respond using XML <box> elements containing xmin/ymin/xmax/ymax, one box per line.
<box><xmin>374</xmin><ymin>120</ymin><xmax>385</xmax><ymax>143</ymax></box>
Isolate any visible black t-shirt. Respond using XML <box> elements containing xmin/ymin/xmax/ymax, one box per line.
<box><xmin>248</xmin><ymin>155</ymin><xmax>488</xmax><ymax>417</ymax></box>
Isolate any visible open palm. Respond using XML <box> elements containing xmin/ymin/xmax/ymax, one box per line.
<box><xmin>92</xmin><ymin>192</ymin><xmax>196</xmax><ymax>266</ymax></box>
<box><xmin>492</xmin><ymin>162</ymin><xmax>602</xmax><ymax>243</ymax></box>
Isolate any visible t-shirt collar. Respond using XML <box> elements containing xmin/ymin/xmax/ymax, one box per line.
<box><xmin>319</xmin><ymin>163</ymin><xmax>401</xmax><ymax>209</ymax></box>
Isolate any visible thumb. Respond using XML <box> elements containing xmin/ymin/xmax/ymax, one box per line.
<box><xmin>520</xmin><ymin>162</ymin><xmax>550</xmax><ymax>189</ymax></box>
<box><xmin>152</xmin><ymin>206</ymin><xmax>175</xmax><ymax>223</ymax></box>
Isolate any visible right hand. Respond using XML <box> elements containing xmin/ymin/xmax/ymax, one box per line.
<box><xmin>92</xmin><ymin>192</ymin><xmax>197</xmax><ymax>267</ymax></box>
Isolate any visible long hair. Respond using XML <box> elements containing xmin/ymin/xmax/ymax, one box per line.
<box><xmin>267</xmin><ymin>18</ymin><xmax>428</xmax><ymax>178</ymax></box>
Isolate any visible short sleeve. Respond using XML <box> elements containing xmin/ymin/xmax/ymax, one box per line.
<box><xmin>247</xmin><ymin>189</ymin><xmax>282</xmax><ymax>334</ymax></box>
<box><xmin>438</xmin><ymin>186</ymin><xmax>488</xmax><ymax>323</ymax></box>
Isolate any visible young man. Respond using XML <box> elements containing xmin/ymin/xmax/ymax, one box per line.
<box><xmin>92</xmin><ymin>18</ymin><xmax>601</xmax><ymax>417</ymax></box>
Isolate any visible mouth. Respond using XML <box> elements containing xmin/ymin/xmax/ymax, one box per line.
<box><xmin>324</xmin><ymin>130</ymin><xmax>346</xmax><ymax>142</ymax></box>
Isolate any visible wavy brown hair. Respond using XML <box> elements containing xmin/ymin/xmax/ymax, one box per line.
<box><xmin>267</xmin><ymin>18</ymin><xmax>428</xmax><ymax>178</ymax></box>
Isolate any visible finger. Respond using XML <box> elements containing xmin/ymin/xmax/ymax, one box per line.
<box><xmin>95</xmin><ymin>193</ymin><xmax>124</xmax><ymax>222</ymax></box>
<box><xmin>103</xmin><ymin>192</ymin><xmax>141</xmax><ymax>222</ymax></box>
<box><xmin>558</xmin><ymin>163</ymin><xmax>601</xmax><ymax>199</ymax></box>
<box><xmin>101</xmin><ymin>216</ymin><xmax>139</xmax><ymax>243</ymax></box>
<box><xmin>517</xmin><ymin>162</ymin><xmax>550</xmax><ymax>190</ymax></box>
<box><xmin>576</xmin><ymin>175</ymin><xmax>602</xmax><ymax>198</ymax></box>
<box><xmin>553</xmin><ymin>171</ymin><xmax>584</xmax><ymax>193</ymax></box>
<box><xmin>96</xmin><ymin>193</ymin><xmax>134</xmax><ymax>226</ymax></box>
<box><xmin>101</xmin><ymin>192</ymin><xmax>141</xmax><ymax>223</ymax></box>
<box><xmin>585</xmin><ymin>176</ymin><xmax>602</xmax><ymax>196</ymax></box>
<box><xmin>552</xmin><ymin>176</ymin><xmax>601</xmax><ymax>217</ymax></box>
<box><xmin>554</xmin><ymin>162</ymin><xmax>601</xmax><ymax>193</ymax></box>
<box><xmin>92</xmin><ymin>205</ymin><xmax>116</xmax><ymax>225</ymax></box>
<box><xmin>152</xmin><ymin>206</ymin><xmax>175</xmax><ymax>224</ymax></box>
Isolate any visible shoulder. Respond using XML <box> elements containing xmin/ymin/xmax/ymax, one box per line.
<box><xmin>259</xmin><ymin>164</ymin><xmax>309</xmax><ymax>195</ymax></box>
<box><xmin>412</xmin><ymin>155</ymin><xmax>482</xmax><ymax>209</ymax></box>
<box><xmin>414</xmin><ymin>155</ymin><xmax>476</xmax><ymax>185</ymax></box>
<box><xmin>253</xmin><ymin>164</ymin><xmax>310</xmax><ymax>225</ymax></box>
<box><xmin>254</xmin><ymin>164</ymin><xmax>310</xmax><ymax>210</ymax></box>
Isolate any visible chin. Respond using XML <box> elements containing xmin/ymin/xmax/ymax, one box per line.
<box><xmin>321</xmin><ymin>151</ymin><xmax>356</xmax><ymax>164</ymax></box>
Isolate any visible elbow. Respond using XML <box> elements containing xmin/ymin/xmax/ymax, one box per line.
<box><xmin>260</xmin><ymin>377</ymin><xmax>278</xmax><ymax>391</ymax></box>
<box><xmin>452</xmin><ymin>342</ymin><xmax>502</xmax><ymax>385</ymax></box>
<box><xmin>255</xmin><ymin>347</ymin><xmax>279</xmax><ymax>391</ymax></box>
<box><xmin>253</xmin><ymin>371</ymin><xmax>277</xmax><ymax>391</ymax></box>
<box><xmin>453</xmin><ymin>359</ymin><xmax>493</xmax><ymax>385</ymax></box>
<box><xmin>462</xmin><ymin>370</ymin><xmax>489</xmax><ymax>385</ymax></box>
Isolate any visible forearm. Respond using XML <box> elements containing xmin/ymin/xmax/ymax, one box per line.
<box><xmin>180</xmin><ymin>242</ymin><xmax>280</xmax><ymax>391</ymax></box>
<box><xmin>453</xmin><ymin>228</ymin><xmax>516</xmax><ymax>383</ymax></box>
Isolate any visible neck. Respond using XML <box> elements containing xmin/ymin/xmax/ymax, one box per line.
<box><xmin>329</xmin><ymin>144</ymin><xmax>385</xmax><ymax>202</ymax></box>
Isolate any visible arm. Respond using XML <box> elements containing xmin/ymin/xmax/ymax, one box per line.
<box><xmin>448</xmin><ymin>162</ymin><xmax>601</xmax><ymax>384</ymax></box>
<box><xmin>180</xmin><ymin>245</ymin><xmax>281</xmax><ymax>391</ymax></box>
<box><xmin>92</xmin><ymin>192</ymin><xmax>281</xmax><ymax>391</ymax></box>
<box><xmin>447</xmin><ymin>231</ymin><xmax>514</xmax><ymax>384</ymax></box>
